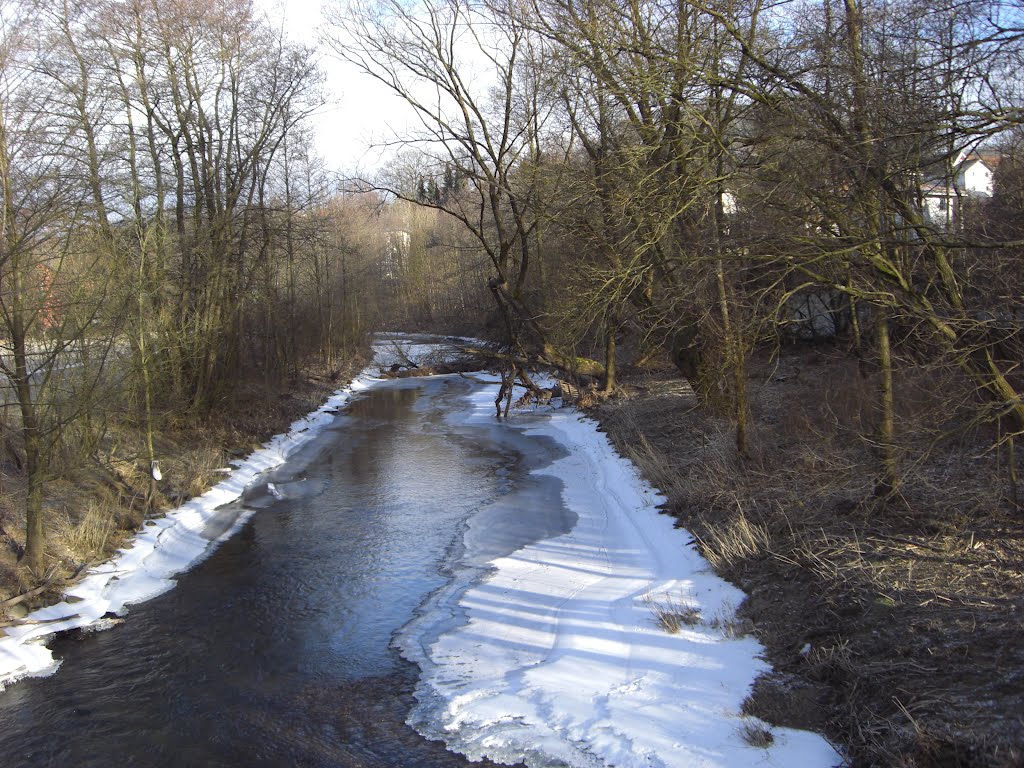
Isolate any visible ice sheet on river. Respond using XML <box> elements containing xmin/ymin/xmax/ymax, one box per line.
<box><xmin>399</xmin><ymin>374</ymin><xmax>841</xmax><ymax>768</ymax></box>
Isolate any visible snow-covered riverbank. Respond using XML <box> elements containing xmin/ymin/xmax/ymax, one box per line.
<box><xmin>400</xmin><ymin>373</ymin><xmax>841</xmax><ymax>768</ymax></box>
<box><xmin>0</xmin><ymin>336</ymin><xmax>840</xmax><ymax>766</ymax></box>
<box><xmin>0</xmin><ymin>335</ymin><xmax>447</xmax><ymax>686</ymax></box>
<box><xmin>0</xmin><ymin>374</ymin><xmax>381</xmax><ymax>688</ymax></box>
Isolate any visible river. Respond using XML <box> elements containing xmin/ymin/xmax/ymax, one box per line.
<box><xmin>0</xmin><ymin>375</ymin><xmax>575</xmax><ymax>767</ymax></box>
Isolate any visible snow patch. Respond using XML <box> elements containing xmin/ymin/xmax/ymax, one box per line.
<box><xmin>400</xmin><ymin>375</ymin><xmax>842</xmax><ymax>767</ymax></box>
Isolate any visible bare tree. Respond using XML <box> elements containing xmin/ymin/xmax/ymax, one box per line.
<box><xmin>326</xmin><ymin>0</ymin><xmax>608</xmax><ymax>413</ymax></box>
<box><xmin>716</xmin><ymin>0</ymin><xmax>1024</xmax><ymax>487</ymax></box>
<box><xmin>520</xmin><ymin>0</ymin><xmax>764</xmax><ymax>448</ymax></box>
<box><xmin>0</xmin><ymin>3</ymin><xmax>115</xmax><ymax>570</ymax></box>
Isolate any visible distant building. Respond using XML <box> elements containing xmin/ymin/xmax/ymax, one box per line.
<box><xmin>957</xmin><ymin>151</ymin><xmax>1000</xmax><ymax>197</ymax></box>
<box><xmin>922</xmin><ymin>150</ymin><xmax>1001</xmax><ymax>229</ymax></box>
<box><xmin>382</xmin><ymin>230</ymin><xmax>410</xmax><ymax>281</ymax></box>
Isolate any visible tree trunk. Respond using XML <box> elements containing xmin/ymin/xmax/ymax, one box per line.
<box><xmin>12</xmin><ymin>277</ymin><xmax>46</xmax><ymax>572</ymax></box>
<box><xmin>876</xmin><ymin>308</ymin><xmax>898</xmax><ymax>495</ymax></box>
<box><xmin>603</xmin><ymin>318</ymin><xmax>617</xmax><ymax>394</ymax></box>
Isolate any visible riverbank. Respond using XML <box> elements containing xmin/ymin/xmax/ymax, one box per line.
<box><xmin>4</xmin><ymin>334</ymin><xmax>1018</xmax><ymax>766</ymax></box>
<box><xmin>399</xmin><ymin>370</ymin><xmax>841</xmax><ymax>768</ymax></box>
<box><xmin>587</xmin><ymin>347</ymin><xmax>1024</xmax><ymax>768</ymax></box>
<box><xmin>0</xmin><ymin>349</ymin><xmax>371</xmax><ymax>613</ymax></box>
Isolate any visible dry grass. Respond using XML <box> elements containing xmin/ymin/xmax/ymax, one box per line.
<box><xmin>179</xmin><ymin>440</ymin><xmax>228</xmax><ymax>500</ymax></box>
<box><xmin>739</xmin><ymin>719</ymin><xmax>776</xmax><ymax>748</ymax></box>
<box><xmin>696</xmin><ymin>508</ymin><xmax>772</xmax><ymax>572</ymax></box>
<box><xmin>644</xmin><ymin>593</ymin><xmax>701</xmax><ymax>633</ymax></box>
<box><xmin>592</xmin><ymin>348</ymin><xmax>1024</xmax><ymax>767</ymax></box>
<box><xmin>55</xmin><ymin>499</ymin><xmax>116</xmax><ymax>564</ymax></box>
<box><xmin>618</xmin><ymin>429</ymin><xmax>689</xmax><ymax>494</ymax></box>
<box><xmin>709</xmin><ymin>601</ymin><xmax>755</xmax><ymax>639</ymax></box>
<box><xmin>805</xmin><ymin>638</ymin><xmax>857</xmax><ymax>680</ymax></box>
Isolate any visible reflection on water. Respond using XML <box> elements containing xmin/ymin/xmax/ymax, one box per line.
<box><xmin>0</xmin><ymin>378</ymin><xmax>572</xmax><ymax>767</ymax></box>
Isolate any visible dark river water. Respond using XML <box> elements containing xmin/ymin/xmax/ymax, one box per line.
<box><xmin>0</xmin><ymin>376</ymin><xmax>573</xmax><ymax>767</ymax></box>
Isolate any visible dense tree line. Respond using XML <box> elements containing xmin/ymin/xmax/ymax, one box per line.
<box><xmin>3</xmin><ymin>0</ymin><xmax>1022</xmax><ymax>572</ymax></box>
<box><xmin>328</xmin><ymin>0</ymin><xmax>1024</xmax><ymax>485</ymax></box>
<box><xmin>0</xmin><ymin>0</ymin><xmax>400</xmax><ymax>571</ymax></box>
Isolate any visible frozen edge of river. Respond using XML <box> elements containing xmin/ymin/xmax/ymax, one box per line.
<box><xmin>403</xmin><ymin>373</ymin><xmax>843</xmax><ymax>768</ymax></box>
<box><xmin>0</xmin><ymin>363</ymin><xmax>392</xmax><ymax>690</ymax></box>
<box><xmin>0</xmin><ymin>336</ymin><xmax>842</xmax><ymax>768</ymax></box>
<box><xmin>0</xmin><ymin>334</ymin><xmax>462</xmax><ymax>687</ymax></box>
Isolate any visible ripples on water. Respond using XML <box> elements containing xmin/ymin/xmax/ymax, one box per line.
<box><xmin>0</xmin><ymin>378</ymin><xmax>572</xmax><ymax>767</ymax></box>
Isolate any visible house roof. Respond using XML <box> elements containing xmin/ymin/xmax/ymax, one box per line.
<box><xmin>956</xmin><ymin>150</ymin><xmax>1003</xmax><ymax>170</ymax></box>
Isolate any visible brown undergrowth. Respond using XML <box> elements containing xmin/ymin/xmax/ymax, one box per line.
<box><xmin>591</xmin><ymin>345</ymin><xmax>1024</xmax><ymax>768</ymax></box>
<box><xmin>0</xmin><ymin>350</ymin><xmax>370</xmax><ymax>618</ymax></box>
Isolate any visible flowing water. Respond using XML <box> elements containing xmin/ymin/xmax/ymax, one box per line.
<box><xmin>0</xmin><ymin>376</ymin><xmax>575</xmax><ymax>767</ymax></box>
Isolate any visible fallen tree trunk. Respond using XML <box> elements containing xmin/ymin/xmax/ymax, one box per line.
<box><xmin>487</xmin><ymin>278</ymin><xmax>607</xmax><ymax>380</ymax></box>
<box><xmin>1</xmin><ymin>562</ymin><xmax>91</xmax><ymax>611</ymax></box>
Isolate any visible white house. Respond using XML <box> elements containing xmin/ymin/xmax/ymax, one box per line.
<box><xmin>922</xmin><ymin>150</ymin><xmax>1001</xmax><ymax>228</ymax></box>
<box><xmin>960</xmin><ymin>154</ymin><xmax>996</xmax><ymax>196</ymax></box>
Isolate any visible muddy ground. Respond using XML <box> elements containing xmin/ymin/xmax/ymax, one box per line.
<box><xmin>591</xmin><ymin>345</ymin><xmax>1024</xmax><ymax>767</ymax></box>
